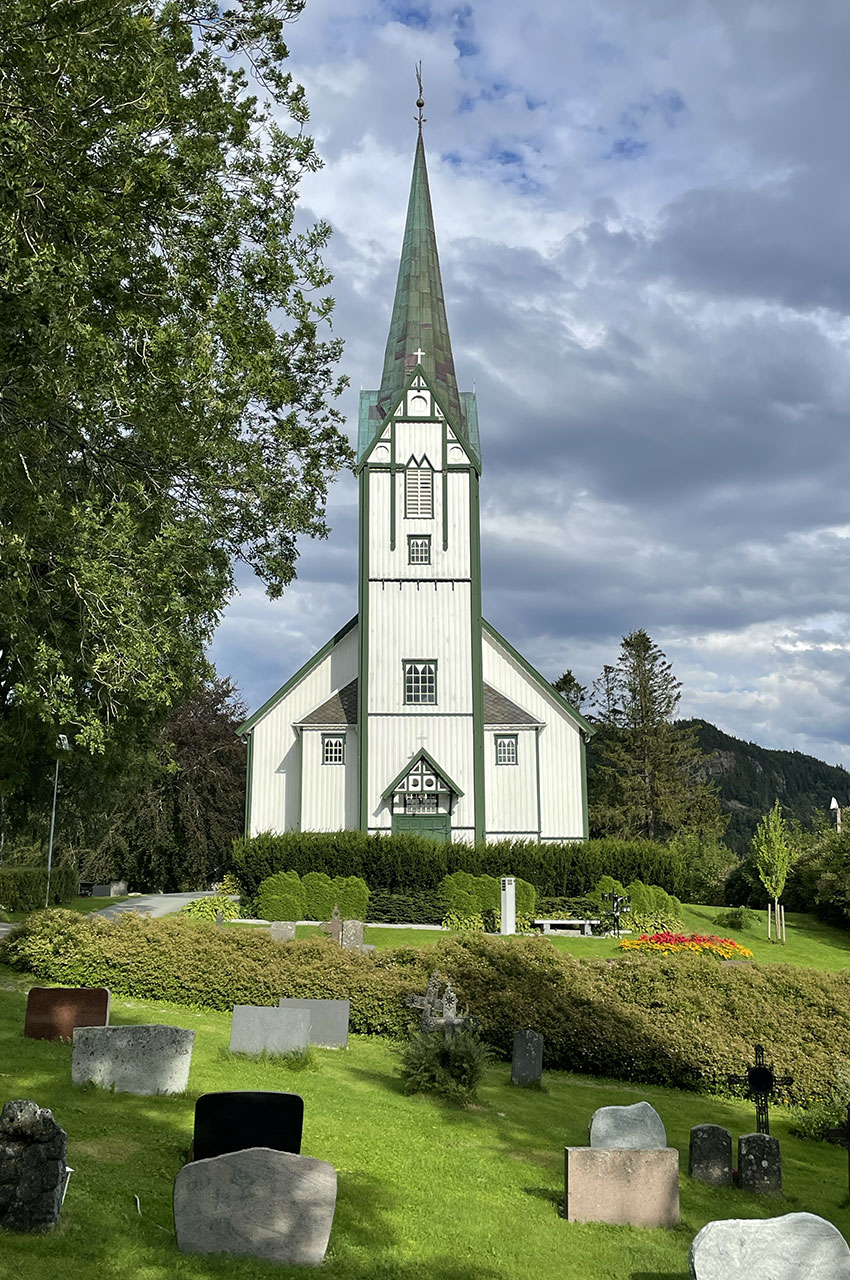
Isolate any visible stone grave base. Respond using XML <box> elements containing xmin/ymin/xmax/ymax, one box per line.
<box><xmin>174</xmin><ymin>1147</ymin><xmax>337</xmax><ymax>1266</ymax></box>
<box><xmin>564</xmin><ymin>1146</ymin><xmax>680</xmax><ymax>1227</ymax></box>
<box><xmin>72</xmin><ymin>1025</ymin><xmax>194</xmax><ymax>1095</ymax></box>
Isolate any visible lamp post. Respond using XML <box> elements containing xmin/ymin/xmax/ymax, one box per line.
<box><xmin>831</xmin><ymin>796</ymin><xmax>842</xmax><ymax>834</ymax></box>
<box><xmin>45</xmin><ymin>734</ymin><xmax>71</xmax><ymax>908</ymax></box>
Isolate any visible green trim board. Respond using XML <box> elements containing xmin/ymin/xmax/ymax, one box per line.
<box><xmin>382</xmin><ymin>747</ymin><xmax>465</xmax><ymax>802</ymax></box>
<box><xmin>237</xmin><ymin>614</ymin><xmax>358</xmax><ymax>735</ymax></box>
<box><xmin>469</xmin><ymin>469</ymin><xmax>485</xmax><ymax>841</ymax></box>
<box><xmin>534</xmin><ymin>726</ymin><xmax>542</xmax><ymax>841</ymax></box>
<box><xmin>580</xmin><ymin>734</ymin><xmax>589</xmax><ymax>840</ymax></box>
<box><xmin>295</xmin><ymin>726</ymin><xmax>303</xmax><ymax>832</ymax></box>
<box><xmin>357</xmin><ymin>467</ymin><xmax>370</xmax><ymax>830</ymax></box>
<box><xmin>243</xmin><ymin>731</ymin><xmax>253</xmax><ymax>837</ymax></box>
<box><xmin>480</xmin><ymin>618</ymin><xmax>596</xmax><ymax>737</ymax></box>
<box><xmin>357</xmin><ymin>362</ymin><xmax>481</xmax><ymax>473</ymax></box>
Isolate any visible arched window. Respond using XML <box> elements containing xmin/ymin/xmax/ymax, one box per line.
<box><xmin>405</xmin><ymin>458</ymin><xmax>434</xmax><ymax>519</ymax></box>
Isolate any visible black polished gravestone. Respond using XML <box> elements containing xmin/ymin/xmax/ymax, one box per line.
<box><xmin>192</xmin><ymin>1091</ymin><xmax>304</xmax><ymax>1162</ymax></box>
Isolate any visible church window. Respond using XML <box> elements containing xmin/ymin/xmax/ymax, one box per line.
<box><xmin>408</xmin><ymin>534</ymin><xmax>431</xmax><ymax>564</ymax></box>
<box><xmin>405</xmin><ymin>461</ymin><xmax>434</xmax><ymax>518</ymax></box>
<box><xmin>403</xmin><ymin>660</ymin><xmax>437</xmax><ymax>704</ymax></box>
<box><xmin>322</xmin><ymin>734</ymin><xmax>345</xmax><ymax>765</ymax></box>
<box><xmin>495</xmin><ymin>735</ymin><xmax>517</xmax><ymax>765</ymax></box>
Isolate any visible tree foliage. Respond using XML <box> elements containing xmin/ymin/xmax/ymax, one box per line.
<box><xmin>588</xmin><ymin>630</ymin><xmax>726</xmax><ymax>842</ymax></box>
<box><xmin>551</xmin><ymin>669</ymin><xmax>588</xmax><ymax>713</ymax></box>
<box><xmin>0</xmin><ymin>0</ymin><xmax>350</xmax><ymax>789</ymax></box>
<box><xmin>752</xmin><ymin>800</ymin><xmax>794</xmax><ymax>905</ymax></box>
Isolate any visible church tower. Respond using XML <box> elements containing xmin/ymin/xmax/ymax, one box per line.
<box><xmin>356</xmin><ymin>119</ymin><xmax>485</xmax><ymax>840</ymax></box>
<box><xmin>238</xmin><ymin>101</ymin><xmax>591</xmax><ymax>846</ymax></box>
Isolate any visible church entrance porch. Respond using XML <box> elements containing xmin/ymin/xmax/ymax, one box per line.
<box><xmin>383</xmin><ymin>750</ymin><xmax>463</xmax><ymax>844</ymax></box>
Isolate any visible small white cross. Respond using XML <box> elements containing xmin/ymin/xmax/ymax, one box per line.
<box><xmin>413</xmin><ymin>346</ymin><xmax>425</xmax><ymax>363</ymax></box>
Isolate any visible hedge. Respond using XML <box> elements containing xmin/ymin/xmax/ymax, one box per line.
<box><xmin>233</xmin><ymin>831</ymin><xmax>687</xmax><ymax>899</ymax></box>
<box><xmin>367</xmin><ymin>890</ymin><xmax>443</xmax><ymax>925</ymax></box>
<box><xmin>4</xmin><ymin>911</ymin><xmax>848</xmax><ymax>1107</ymax></box>
<box><xmin>0</xmin><ymin>866</ymin><xmax>78</xmax><ymax>911</ymax></box>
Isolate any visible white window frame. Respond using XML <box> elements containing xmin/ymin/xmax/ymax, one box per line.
<box><xmin>322</xmin><ymin>734</ymin><xmax>345</xmax><ymax>765</ymax></box>
<box><xmin>495</xmin><ymin>735</ymin><xmax>518</xmax><ymax>766</ymax></box>
<box><xmin>403</xmin><ymin>660</ymin><xmax>437</xmax><ymax>705</ymax></box>
<box><xmin>408</xmin><ymin>534</ymin><xmax>431</xmax><ymax>565</ymax></box>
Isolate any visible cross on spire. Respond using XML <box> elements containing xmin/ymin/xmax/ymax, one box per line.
<box><xmin>413</xmin><ymin>346</ymin><xmax>425</xmax><ymax>364</ymax></box>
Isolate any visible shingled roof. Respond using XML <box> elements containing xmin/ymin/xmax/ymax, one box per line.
<box><xmin>483</xmin><ymin>684</ymin><xmax>542</xmax><ymax>726</ymax></box>
<box><xmin>296</xmin><ymin>679</ymin><xmax>539</xmax><ymax>728</ymax></box>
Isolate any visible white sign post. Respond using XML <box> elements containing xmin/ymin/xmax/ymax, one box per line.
<box><xmin>500</xmin><ymin>876</ymin><xmax>516</xmax><ymax>936</ymax></box>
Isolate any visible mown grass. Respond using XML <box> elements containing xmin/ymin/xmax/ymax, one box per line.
<box><xmin>6</xmin><ymin>896</ymin><xmax>129</xmax><ymax>923</ymax></box>
<box><xmin>2</xmin><ymin>973</ymin><xmax>850</xmax><ymax>1279</ymax></box>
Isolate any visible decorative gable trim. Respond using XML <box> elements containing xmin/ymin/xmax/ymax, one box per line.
<box><xmin>356</xmin><ymin>362</ymin><xmax>481</xmax><ymax>474</ymax></box>
<box><xmin>381</xmin><ymin>748</ymin><xmax>465</xmax><ymax>801</ymax></box>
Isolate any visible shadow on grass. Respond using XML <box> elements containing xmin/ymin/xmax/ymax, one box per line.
<box><xmin>629</xmin><ymin>1273</ymin><xmax>689</xmax><ymax>1280</ymax></box>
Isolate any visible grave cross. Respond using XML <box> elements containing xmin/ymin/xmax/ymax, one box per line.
<box><xmin>825</xmin><ymin>1104</ymin><xmax>850</xmax><ymax>1200</ymax></box>
<box><xmin>405</xmin><ymin>971</ymin><xmax>469</xmax><ymax>1041</ymax></box>
<box><xmin>319</xmin><ymin>904</ymin><xmax>343</xmax><ymax>946</ymax></box>
<box><xmin>601</xmin><ymin>891</ymin><xmax>631</xmax><ymax>939</ymax></box>
<box><xmin>727</xmin><ymin>1043</ymin><xmax>794</xmax><ymax>1135</ymax></box>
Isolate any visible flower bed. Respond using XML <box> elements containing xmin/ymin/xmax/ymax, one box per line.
<box><xmin>618</xmin><ymin>931</ymin><xmax>754</xmax><ymax>959</ymax></box>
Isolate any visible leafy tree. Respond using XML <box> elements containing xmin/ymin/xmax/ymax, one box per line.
<box><xmin>589</xmin><ymin>630</ymin><xmax>726</xmax><ymax>842</ymax></box>
<box><xmin>752</xmin><ymin>800</ymin><xmax>795</xmax><ymax>939</ymax></box>
<box><xmin>0</xmin><ymin>0</ymin><xmax>350</xmax><ymax>792</ymax></box>
<box><xmin>552</xmin><ymin>670</ymin><xmax>588</xmax><ymax>713</ymax></box>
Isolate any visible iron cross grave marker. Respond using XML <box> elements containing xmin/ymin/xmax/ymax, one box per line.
<box><xmin>728</xmin><ymin>1044</ymin><xmax>793</xmax><ymax>1135</ymax></box>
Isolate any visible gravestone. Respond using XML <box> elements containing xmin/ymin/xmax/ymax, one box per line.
<box><xmin>192</xmin><ymin>1091</ymin><xmax>304</xmax><ymax>1161</ymax></box>
<box><xmin>825</xmin><ymin>1103</ymin><xmax>850</xmax><ymax>1199</ymax></box>
<box><xmin>690</xmin><ymin>1212</ymin><xmax>850</xmax><ymax>1279</ymax></box>
<box><xmin>564</xmin><ymin>1146</ymin><xmax>679</xmax><ymax>1228</ymax></box>
<box><xmin>174</xmin><ymin>1148</ymin><xmax>337</xmax><ymax>1266</ymax></box>
<box><xmin>689</xmin><ymin>1124</ymin><xmax>733</xmax><ymax>1187</ymax></box>
<box><xmin>278</xmin><ymin>998</ymin><xmax>349</xmax><ymax>1049</ymax></box>
<box><xmin>511</xmin><ymin>1029</ymin><xmax>543</xmax><ymax>1087</ymax></box>
<box><xmin>25</xmin><ymin>986</ymin><xmax>110</xmax><ymax>1041</ymax></box>
<box><xmin>72</xmin><ymin>1024</ymin><xmax>195</xmax><ymax>1095</ymax></box>
<box><xmin>319</xmin><ymin>905</ymin><xmax>343</xmax><ymax>946</ymax></box>
<box><xmin>340</xmin><ymin>919</ymin><xmax>364</xmax><ymax>949</ymax></box>
<box><xmin>728</xmin><ymin>1044</ymin><xmax>793</xmax><ymax>1135</ymax></box>
<box><xmin>0</xmin><ymin>1100</ymin><xmax>69</xmax><ymax>1233</ymax></box>
<box><xmin>230</xmin><ymin>1007</ymin><xmax>310</xmax><ymax>1056</ymax></box>
<box><xmin>738</xmin><ymin>1132</ymin><xmax>782</xmax><ymax>1193</ymax></box>
<box><xmin>270</xmin><ymin>921</ymin><xmax>297</xmax><ymax>943</ymax></box>
<box><xmin>405</xmin><ymin>972</ymin><xmax>469</xmax><ymax>1040</ymax></box>
<box><xmin>589</xmin><ymin>1101</ymin><xmax>667</xmax><ymax>1150</ymax></box>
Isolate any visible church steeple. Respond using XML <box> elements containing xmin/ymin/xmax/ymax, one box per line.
<box><xmin>376</xmin><ymin>124</ymin><xmax>464</xmax><ymax>430</ymax></box>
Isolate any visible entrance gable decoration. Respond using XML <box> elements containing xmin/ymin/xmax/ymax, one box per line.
<box><xmin>381</xmin><ymin>748</ymin><xmax>465</xmax><ymax>801</ymax></box>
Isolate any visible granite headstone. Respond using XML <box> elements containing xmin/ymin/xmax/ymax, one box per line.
<box><xmin>270</xmin><ymin>921</ymin><xmax>297</xmax><ymax>943</ymax></box>
<box><xmin>0</xmin><ymin>1100</ymin><xmax>69</xmax><ymax>1233</ymax></box>
<box><xmin>230</xmin><ymin>1007</ymin><xmax>310</xmax><ymax>1056</ymax></box>
<box><xmin>340</xmin><ymin>920</ymin><xmax>364</xmax><ymax>949</ymax></box>
<box><xmin>174</xmin><ymin>1148</ymin><xmax>337</xmax><ymax>1266</ymax></box>
<box><xmin>738</xmin><ymin>1132</ymin><xmax>782</xmax><ymax>1193</ymax></box>
<box><xmin>511</xmin><ymin>1029</ymin><xmax>543</xmax><ymax>1087</ymax></box>
<box><xmin>690</xmin><ymin>1212</ymin><xmax>850</xmax><ymax>1279</ymax></box>
<box><xmin>278</xmin><ymin>998</ymin><xmax>349</xmax><ymax>1049</ymax></box>
<box><xmin>24</xmin><ymin>987</ymin><xmax>110</xmax><ymax>1041</ymax></box>
<box><xmin>193</xmin><ymin>1091</ymin><xmax>304</xmax><ymax>1161</ymax></box>
<box><xmin>589</xmin><ymin>1101</ymin><xmax>667</xmax><ymax>1149</ymax></box>
<box><xmin>689</xmin><ymin>1124</ymin><xmax>733</xmax><ymax>1187</ymax></box>
<box><xmin>564</xmin><ymin>1146</ymin><xmax>680</xmax><ymax>1228</ymax></box>
<box><xmin>72</xmin><ymin>1024</ymin><xmax>195</xmax><ymax>1095</ymax></box>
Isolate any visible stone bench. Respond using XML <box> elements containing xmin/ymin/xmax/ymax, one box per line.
<box><xmin>535</xmin><ymin>918</ymin><xmax>600</xmax><ymax>936</ymax></box>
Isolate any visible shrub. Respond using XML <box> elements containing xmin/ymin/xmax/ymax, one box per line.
<box><xmin>399</xmin><ymin>1028</ymin><xmax>491</xmax><ymax>1103</ymax></box>
<box><xmin>367</xmin><ymin>890</ymin><xmax>443</xmax><ymax>924</ymax></box>
<box><xmin>332</xmin><ymin>875</ymin><xmax>369</xmax><ymax>921</ymax></box>
<box><xmin>0</xmin><ymin>866</ymin><xmax>77</xmax><ymax>911</ymax></box>
<box><xmin>442</xmin><ymin>910</ymin><xmax>484</xmax><ymax>933</ymax></box>
<box><xmin>255</xmin><ymin>872</ymin><xmax>305</xmax><ymax>922</ymax></box>
<box><xmin>714</xmin><ymin>905</ymin><xmax>759</xmax><ymax>932</ymax></box>
<box><xmin>180</xmin><ymin>895</ymin><xmax>241</xmax><ymax>921</ymax></box>
<box><xmin>302</xmin><ymin>872</ymin><xmax>337</xmax><ymax>921</ymax></box>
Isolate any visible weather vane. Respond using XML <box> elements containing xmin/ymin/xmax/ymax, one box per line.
<box><xmin>415</xmin><ymin>62</ymin><xmax>426</xmax><ymax>132</ymax></box>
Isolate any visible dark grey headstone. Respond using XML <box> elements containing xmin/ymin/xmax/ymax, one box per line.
<box><xmin>511</xmin><ymin>1029</ymin><xmax>543</xmax><ymax>1086</ymax></box>
<box><xmin>0</xmin><ymin>1100</ymin><xmax>68</xmax><ymax>1233</ymax></box>
<box><xmin>193</xmin><ymin>1091</ymin><xmax>304</xmax><ymax>1161</ymax></box>
<box><xmin>738</xmin><ymin>1132</ymin><xmax>782</xmax><ymax>1193</ymax></box>
<box><xmin>689</xmin><ymin>1124</ymin><xmax>733</xmax><ymax>1187</ymax></box>
<box><xmin>589</xmin><ymin>1101</ymin><xmax>666</xmax><ymax>1150</ymax></box>
<box><xmin>278</xmin><ymin>998</ymin><xmax>349</xmax><ymax>1049</ymax></box>
<box><xmin>230</xmin><ymin>1007</ymin><xmax>310</xmax><ymax>1056</ymax></box>
<box><xmin>174</xmin><ymin>1148</ymin><xmax>337</xmax><ymax>1266</ymax></box>
<box><xmin>690</xmin><ymin>1212</ymin><xmax>850</xmax><ymax>1279</ymax></box>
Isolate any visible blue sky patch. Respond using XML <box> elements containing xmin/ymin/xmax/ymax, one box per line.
<box><xmin>608</xmin><ymin>137</ymin><xmax>648</xmax><ymax>160</ymax></box>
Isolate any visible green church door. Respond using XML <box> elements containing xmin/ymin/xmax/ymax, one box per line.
<box><xmin>392</xmin><ymin>814</ymin><xmax>451</xmax><ymax>843</ymax></box>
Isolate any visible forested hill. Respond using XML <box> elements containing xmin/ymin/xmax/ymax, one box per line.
<box><xmin>681</xmin><ymin>719</ymin><xmax>850</xmax><ymax>853</ymax></box>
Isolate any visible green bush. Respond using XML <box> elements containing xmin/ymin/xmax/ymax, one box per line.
<box><xmin>180</xmin><ymin>895</ymin><xmax>241</xmax><ymax>921</ymax></box>
<box><xmin>0</xmin><ymin>865</ymin><xmax>77</xmax><ymax>911</ymax></box>
<box><xmin>367</xmin><ymin>890</ymin><xmax>443</xmax><ymax>924</ymax></box>
<box><xmin>332</xmin><ymin>875</ymin><xmax>369</xmax><ymax>920</ymax></box>
<box><xmin>255</xmin><ymin>871</ymin><xmax>305</xmax><ymax>922</ymax></box>
<box><xmin>442</xmin><ymin>910</ymin><xmax>484</xmax><ymax>933</ymax></box>
<box><xmin>400</xmin><ymin>1028</ymin><xmax>491</xmax><ymax>1104</ymax></box>
<box><xmin>302</xmin><ymin>872</ymin><xmax>336</xmax><ymax>921</ymax></box>
<box><xmin>232</xmin><ymin>831</ymin><xmax>688</xmax><ymax>899</ymax></box>
<box><xmin>439</xmin><ymin>872</ymin><xmax>536</xmax><ymax>922</ymax></box>
<box><xmin>714</xmin><ymin>905</ymin><xmax>759</xmax><ymax>932</ymax></box>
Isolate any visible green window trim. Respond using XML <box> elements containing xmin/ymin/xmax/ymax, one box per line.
<box><xmin>407</xmin><ymin>534</ymin><xmax>431</xmax><ymax>564</ymax></box>
<box><xmin>403</xmin><ymin>659</ymin><xmax>437</xmax><ymax>705</ymax></box>
<box><xmin>322</xmin><ymin>733</ymin><xmax>346</xmax><ymax>765</ymax></box>
<box><xmin>495</xmin><ymin>734</ymin><xmax>518</xmax><ymax>766</ymax></box>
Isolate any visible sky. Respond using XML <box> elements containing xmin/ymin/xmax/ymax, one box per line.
<box><xmin>210</xmin><ymin>0</ymin><xmax>850</xmax><ymax>770</ymax></box>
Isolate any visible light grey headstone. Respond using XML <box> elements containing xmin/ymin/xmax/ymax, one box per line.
<box><xmin>340</xmin><ymin>920</ymin><xmax>364</xmax><ymax>949</ymax></box>
<box><xmin>270</xmin><ymin>921</ymin><xmax>297</xmax><ymax>943</ymax></box>
<box><xmin>690</xmin><ymin>1212</ymin><xmax>850</xmax><ymax>1280</ymax></box>
<box><xmin>174</xmin><ymin>1147</ymin><xmax>337</xmax><ymax>1266</ymax></box>
<box><xmin>689</xmin><ymin>1124</ymin><xmax>733</xmax><ymax>1186</ymax></box>
<box><xmin>511</xmin><ymin>1028</ymin><xmax>543</xmax><ymax>1086</ymax></box>
<box><xmin>589</xmin><ymin>1101</ymin><xmax>667</xmax><ymax>1150</ymax></box>
<box><xmin>738</xmin><ymin>1132</ymin><xmax>782</xmax><ymax>1193</ymax></box>
<box><xmin>279</xmin><ymin>998</ymin><xmax>349</xmax><ymax>1049</ymax></box>
<box><xmin>230</xmin><ymin>1007</ymin><xmax>310</xmax><ymax>1056</ymax></box>
<box><xmin>72</xmin><ymin>1025</ymin><xmax>194</xmax><ymax>1095</ymax></box>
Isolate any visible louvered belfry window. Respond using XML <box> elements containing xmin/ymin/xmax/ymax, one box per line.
<box><xmin>405</xmin><ymin>461</ymin><xmax>434</xmax><ymax>518</ymax></box>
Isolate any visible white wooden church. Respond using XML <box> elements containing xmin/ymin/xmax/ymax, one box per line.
<box><xmin>239</xmin><ymin>123</ymin><xmax>591</xmax><ymax>844</ymax></box>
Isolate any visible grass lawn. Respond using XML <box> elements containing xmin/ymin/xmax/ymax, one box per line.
<box><xmin>2</xmin><ymin>973</ymin><xmax>849</xmax><ymax>1279</ymax></box>
<box><xmin>5</xmin><ymin>897</ymin><xmax>129</xmax><ymax>923</ymax></box>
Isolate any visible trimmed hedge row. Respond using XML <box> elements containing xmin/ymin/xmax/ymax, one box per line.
<box><xmin>367</xmin><ymin>891</ymin><xmax>443</xmax><ymax>925</ymax></box>
<box><xmin>3</xmin><ymin>912</ymin><xmax>847</xmax><ymax>1107</ymax></box>
<box><xmin>233</xmin><ymin>831</ymin><xmax>688</xmax><ymax>898</ymax></box>
<box><xmin>0</xmin><ymin>866</ymin><xmax>78</xmax><ymax>911</ymax></box>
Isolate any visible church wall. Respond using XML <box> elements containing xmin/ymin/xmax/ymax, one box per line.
<box><xmin>247</xmin><ymin>623</ymin><xmax>358</xmax><ymax>835</ymax></box>
<box><xmin>484</xmin><ymin>727</ymin><xmax>539</xmax><ymax>838</ymax></box>
<box><xmin>366</xmin><ymin>580</ymin><xmax>474</xmax><ymax>714</ymax></box>
<box><xmin>300</xmin><ymin>728</ymin><xmax>357</xmax><ymax>831</ymax></box>
<box><xmin>366</xmin><ymin>713</ymin><xmax>475</xmax><ymax>835</ymax></box>
<box><xmin>482</xmin><ymin>631</ymin><xmax>585</xmax><ymax>841</ymax></box>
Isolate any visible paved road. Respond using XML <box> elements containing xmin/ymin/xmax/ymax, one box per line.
<box><xmin>95</xmin><ymin>891</ymin><xmax>220</xmax><ymax>920</ymax></box>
